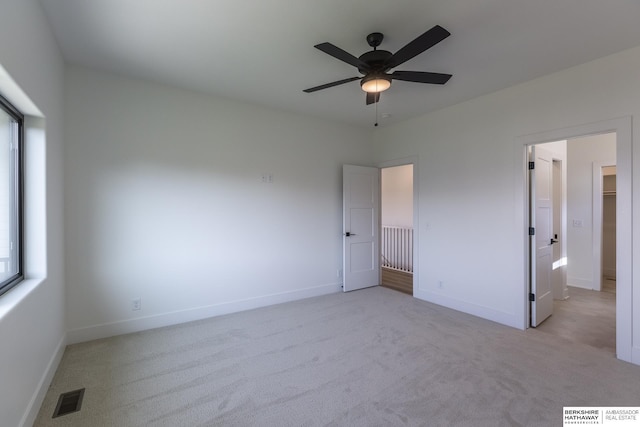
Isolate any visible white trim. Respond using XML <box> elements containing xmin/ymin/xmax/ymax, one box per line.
<box><xmin>515</xmin><ymin>116</ymin><xmax>633</xmax><ymax>364</ymax></box>
<box><xmin>515</xmin><ymin>141</ymin><xmax>530</xmax><ymax>330</ymax></box>
<box><xmin>19</xmin><ymin>333</ymin><xmax>66</xmax><ymax>427</ymax></box>
<box><xmin>567</xmin><ymin>277</ymin><xmax>595</xmax><ymax>290</ymax></box>
<box><xmin>67</xmin><ymin>282</ymin><xmax>341</xmax><ymax>344</ymax></box>
<box><xmin>633</xmin><ymin>346</ymin><xmax>640</xmax><ymax>365</ymax></box>
<box><xmin>377</xmin><ymin>156</ymin><xmax>419</xmax><ymax>296</ymax></box>
<box><xmin>415</xmin><ymin>289</ymin><xmax>521</xmax><ymax>329</ymax></box>
<box><xmin>592</xmin><ymin>162</ymin><xmax>613</xmax><ymax>292</ymax></box>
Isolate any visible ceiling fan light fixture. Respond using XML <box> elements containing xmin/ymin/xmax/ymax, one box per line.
<box><xmin>360</xmin><ymin>74</ymin><xmax>391</xmax><ymax>93</ymax></box>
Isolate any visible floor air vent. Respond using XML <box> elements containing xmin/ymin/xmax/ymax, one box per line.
<box><xmin>52</xmin><ymin>388</ymin><xmax>85</xmax><ymax>418</ymax></box>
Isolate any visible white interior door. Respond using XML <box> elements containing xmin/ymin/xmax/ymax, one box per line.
<box><xmin>343</xmin><ymin>165</ymin><xmax>380</xmax><ymax>292</ymax></box>
<box><xmin>551</xmin><ymin>159</ymin><xmax>565</xmax><ymax>300</ymax></box>
<box><xmin>530</xmin><ymin>146</ymin><xmax>554</xmax><ymax>326</ymax></box>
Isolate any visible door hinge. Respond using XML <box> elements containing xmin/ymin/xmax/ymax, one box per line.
<box><xmin>529</xmin><ymin>293</ymin><xmax>535</xmax><ymax>302</ymax></box>
<box><xmin>528</xmin><ymin>161</ymin><xmax>535</xmax><ymax>170</ymax></box>
<box><xmin>528</xmin><ymin>227</ymin><xmax>535</xmax><ymax>236</ymax></box>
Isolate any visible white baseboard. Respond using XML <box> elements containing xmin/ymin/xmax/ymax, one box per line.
<box><xmin>631</xmin><ymin>346</ymin><xmax>640</xmax><ymax>366</ymax></box>
<box><xmin>414</xmin><ymin>289</ymin><xmax>523</xmax><ymax>330</ymax></box>
<box><xmin>67</xmin><ymin>282</ymin><xmax>342</xmax><ymax>344</ymax></box>
<box><xmin>567</xmin><ymin>277</ymin><xmax>594</xmax><ymax>290</ymax></box>
<box><xmin>20</xmin><ymin>333</ymin><xmax>67</xmax><ymax>427</ymax></box>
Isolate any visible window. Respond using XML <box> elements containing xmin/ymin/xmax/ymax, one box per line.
<box><xmin>0</xmin><ymin>94</ymin><xmax>23</xmax><ymax>296</ymax></box>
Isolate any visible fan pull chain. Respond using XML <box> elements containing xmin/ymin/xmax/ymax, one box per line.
<box><xmin>374</xmin><ymin>97</ymin><xmax>379</xmax><ymax>127</ymax></box>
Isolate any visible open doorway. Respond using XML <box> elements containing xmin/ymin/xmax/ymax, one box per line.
<box><xmin>528</xmin><ymin>132</ymin><xmax>617</xmax><ymax>355</ymax></box>
<box><xmin>602</xmin><ymin>166</ymin><xmax>617</xmax><ymax>292</ymax></box>
<box><xmin>518</xmin><ymin>117</ymin><xmax>631</xmax><ymax>363</ymax></box>
<box><xmin>380</xmin><ymin>164</ymin><xmax>414</xmax><ymax>295</ymax></box>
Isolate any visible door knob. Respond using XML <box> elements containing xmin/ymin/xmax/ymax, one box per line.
<box><xmin>550</xmin><ymin>238</ymin><xmax>558</xmax><ymax>245</ymax></box>
<box><xmin>345</xmin><ymin>232</ymin><xmax>356</xmax><ymax>237</ymax></box>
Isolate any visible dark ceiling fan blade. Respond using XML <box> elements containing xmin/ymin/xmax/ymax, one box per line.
<box><xmin>314</xmin><ymin>43</ymin><xmax>371</xmax><ymax>71</ymax></box>
<box><xmin>386</xmin><ymin>25</ymin><xmax>450</xmax><ymax>69</ymax></box>
<box><xmin>391</xmin><ymin>71</ymin><xmax>452</xmax><ymax>84</ymax></box>
<box><xmin>365</xmin><ymin>92</ymin><xmax>381</xmax><ymax>105</ymax></box>
<box><xmin>303</xmin><ymin>76</ymin><xmax>360</xmax><ymax>93</ymax></box>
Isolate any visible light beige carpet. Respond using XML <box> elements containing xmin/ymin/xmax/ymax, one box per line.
<box><xmin>34</xmin><ymin>287</ymin><xmax>640</xmax><ymax>426</ymax></box>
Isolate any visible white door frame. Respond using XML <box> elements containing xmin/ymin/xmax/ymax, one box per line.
<box><xmin>515</xmin><ymin>117</ymin><xmax>632</xmax><ymax>363</ymax></box>
<box><xmin>378</xmin><ymin>156</ymin><xmax>419</xmax><ymax>296</ymax></box>
<box><xmin>592</xmin><ymin>162</ymin><xmax>616</xmax><ymax>291</ymax></box>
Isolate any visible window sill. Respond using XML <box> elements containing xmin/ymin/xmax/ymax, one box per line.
<box><xmin>0</xmin><ymin>278</ymin><xmax>45</xmax><ymax>321</ymax></box>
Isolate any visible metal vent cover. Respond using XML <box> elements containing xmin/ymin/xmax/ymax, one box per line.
<box><xmin>52</xmin><ymin>388</ymin><xmax>85</xmax><ymax>418</ymax></box>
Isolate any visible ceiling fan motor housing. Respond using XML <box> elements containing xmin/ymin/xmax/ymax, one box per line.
<box><xmin>358</xmin><ymin>50</ymin><xmax>393</xmax><ymax>74</ymax></box>
<box><xmin>366</xmin><ymin>32</ymin><xmax>384</xmax><ymax>48</ymax></box>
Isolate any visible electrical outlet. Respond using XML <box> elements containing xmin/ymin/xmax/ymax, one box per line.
<box><xmin>438</xmin><ymin>281</ymin><xmax>444</xmax><ymax>289</ymax></box>
<box><xmin>337</xmin><ymin>269</ymin><xmax>343</xmax><ymax>278</ymax></box>
<box><xmin>132</xmin><ymin>298</ymin><xmax>141</xmax><ymax>311</ymax></box>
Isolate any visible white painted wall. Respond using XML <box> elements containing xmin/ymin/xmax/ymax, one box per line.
<box><xmin>64</xmin><ymin>66</ymin><xmax>372</xmax><ymax>342</ymax></box>
<box><xmin>0</xmin><ymin>1</ymin><xmax>66</xmax><ymax>426</ymax></box>
<box><xmin>566</xmin><ymin>133</ymin><xmax>616</xmax><ymax>289</ymax></box>
<box><xmin>372</xmin><ymin>44</ymin><xmax>640</xmax><ymax>364</ymax></box>
<box><xmin>381</xmin><ymin>164</ymin><xmax>413</xmax><ymax>227</ymax></box>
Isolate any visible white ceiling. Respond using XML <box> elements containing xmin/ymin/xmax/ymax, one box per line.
<box><xmin>39</xmin><ymin>0</ymin><xmax>640</xmax><ymax>128</ymax></box>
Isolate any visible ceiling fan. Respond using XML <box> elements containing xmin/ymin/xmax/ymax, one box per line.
<box><xmin>303</xmin><ymin>25</ymin><xmax>452</xmax><ymax>105</ymax></box>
